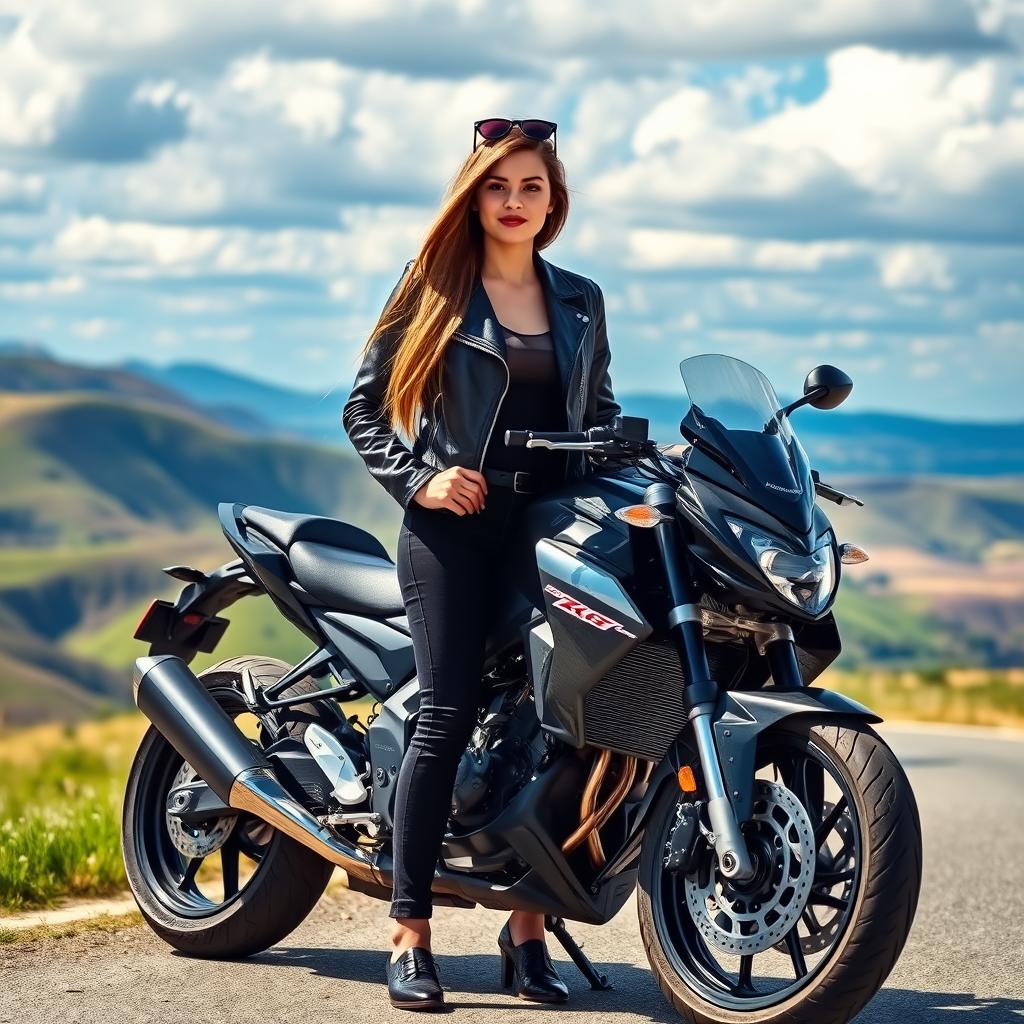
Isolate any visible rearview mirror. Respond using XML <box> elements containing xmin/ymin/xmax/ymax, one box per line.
<box><xmin>803</xmin><ymin>364</ymin><xmax>853</xmax><ymax>410</ymax></box>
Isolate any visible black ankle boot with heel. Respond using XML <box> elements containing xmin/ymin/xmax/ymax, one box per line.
<box><xmin>385</xmin><ymin>946</ymin><xmax>445</xmax><ymax>1011</ymax></box>
<box><xmin>497</xmin><ymin>921</ymin><xmax>569</xmax><ymax>1002</ymax></box>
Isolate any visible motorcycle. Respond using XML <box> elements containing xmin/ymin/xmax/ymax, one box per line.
<box><xmin>123</xmin><ymin>352</ymin><xmax>922</xmax><ymax>1023</ymax></box>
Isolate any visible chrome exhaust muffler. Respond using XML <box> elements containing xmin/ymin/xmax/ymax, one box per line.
<box><xmin>131</xmin><ymin>654</ymin><xmax>381</xmax><ymax>886</ymax></box>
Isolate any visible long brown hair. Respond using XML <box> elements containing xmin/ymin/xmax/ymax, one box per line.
<box><xmin>359</xmin><ymin>131</ymin><xmax>571</xmax><ymax>437</ymax></box>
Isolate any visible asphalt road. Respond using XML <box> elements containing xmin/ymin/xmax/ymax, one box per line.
<box><xmin>2</xmin><ymin>723</ymin><xmax>1022</xmax><ymax>1023</ymax></box>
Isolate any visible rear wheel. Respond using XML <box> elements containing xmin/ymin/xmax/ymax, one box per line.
<box><xmin>121</xmin><ymin>656</ymin><xmax>337</xmax><ymax>958</ymax></box>
<box><xmin>637</xmin><ymin>717</ymin><xmax>922</xmax><ymax>1023</ymax></box>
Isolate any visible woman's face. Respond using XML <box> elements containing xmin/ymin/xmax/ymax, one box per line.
<box><xmin>472</xmin><ymin>147</ymin><xmax>555</xmax><ymax>244</ymax></box>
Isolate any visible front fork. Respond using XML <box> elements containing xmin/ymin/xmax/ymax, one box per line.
<box><xmin>645</xmin><ymin>482</ymin><xmax>803</xmax><ymax>882</ymax></box>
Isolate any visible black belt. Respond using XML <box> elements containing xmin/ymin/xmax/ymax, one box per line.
<box><xmin>482</xmin><ymin>467</ymin><xmax>557</xmax><ymax>494</ymax></box>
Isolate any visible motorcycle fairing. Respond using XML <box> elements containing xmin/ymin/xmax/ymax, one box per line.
<box><xmin>529</xmin><ymin>537</ymin><xmax>653</xmax><ymax>746</ymax></box>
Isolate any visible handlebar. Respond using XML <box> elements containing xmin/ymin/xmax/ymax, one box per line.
<box><xmin>504</xmin><ymin>428</ymin><xmax>597</xmax><ymax>450</ymax></box>
<box><xmin>502</xmin><ymin>420</ymin><xmax>867</xmax><ymax>509</ymax></box>
<box><xmin>504</xmin><ymin>415</ymin><xmax>649</xmax><ymax>452</ymax></box>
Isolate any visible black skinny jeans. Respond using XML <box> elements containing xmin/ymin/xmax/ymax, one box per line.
<box><xmin>388</xmin><ymin>482</ymin><xmax>539</xmax><ymax>919</ymax></box>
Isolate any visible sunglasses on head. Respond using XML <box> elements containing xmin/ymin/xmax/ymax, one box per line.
<box><xmin>473</xmin><ymin>118</ymin><xmax>557</xmax><ymax>157</ymax></box>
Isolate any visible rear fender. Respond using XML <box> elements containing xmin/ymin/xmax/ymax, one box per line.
<box><xmin>134</xmin><ymin>558</ymin><xmax>260</xmax><ymax>663</ymax></box>
<box><xmin>629</xmin><ymin>686</ymin><xmax>882</xmax><ymax>839</ymax></box>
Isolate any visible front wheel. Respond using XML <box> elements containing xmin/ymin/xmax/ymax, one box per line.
<box><xmin>637</xmin><ymin>717</ymin><xmax>923</xmax><ymax>1024</ymax></box>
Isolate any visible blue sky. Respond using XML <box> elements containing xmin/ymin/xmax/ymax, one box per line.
<box><xmin>0</xmin><ymin>1</ymin><xmax>1022</xmax><ymax>420</ymax></box>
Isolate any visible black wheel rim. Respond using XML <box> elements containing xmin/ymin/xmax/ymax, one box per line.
<box><xmin>650</xmin><ymin>727</ymin><xmax>863</xmax><ymax>1011</ymax></box>
<box><xmin>131</xmin><ymin>686</ymin><xmax>277</xmax><ymax>919</ymax></box>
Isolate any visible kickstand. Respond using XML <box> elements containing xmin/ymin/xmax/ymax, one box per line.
<box><xmin>544</xmin><ymin>914</ymin><xmax>613</xmax><ymax>990</ymax></box>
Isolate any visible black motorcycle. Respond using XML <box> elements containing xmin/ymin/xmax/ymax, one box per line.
<box><xmin>123</xmin><ymin>353</ymin><xmax>922</xmax><ymax>1023</ymax></box>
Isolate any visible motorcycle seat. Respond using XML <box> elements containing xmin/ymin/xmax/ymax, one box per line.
<box><xmin>289</xmin><ymin>541</ymin><xmax>405</xmax><ymax>616</ymax></box>
<box><xmin>241</xmin><ymin>504</ymin><xmax>389</xmax><ymax>561</ymax></box>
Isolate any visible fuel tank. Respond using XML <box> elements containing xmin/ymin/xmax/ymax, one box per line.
<box><xmin>486</xmin><ymin>468</ymin><xmax>691</xmax><ymax>762</ymax></box>
<box><xmin>479</xmin><ymin>467</ymin><xmax>649</xmax><ymax>664</ymax></box>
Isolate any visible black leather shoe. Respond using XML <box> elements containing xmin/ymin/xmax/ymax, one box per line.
<box><xmin>386</xmin><ymin>946</ymin><xmax>445</xmax><ymax>1011</ymax></box>
<box><xmin>497</xmin><ymin>921</ymin><xmax>569</xmax><ymax>1002</ymax></box>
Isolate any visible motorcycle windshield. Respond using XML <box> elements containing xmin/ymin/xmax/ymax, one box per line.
<box><xmin>679</xmin><ymin>353</ymin><xmax>809</xmax><ymax>506</ymax></box>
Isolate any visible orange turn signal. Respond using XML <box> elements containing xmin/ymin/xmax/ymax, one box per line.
<box><xmin>613</xmin><ymin>505</ymin><xmax>672</xmax><ymax>528</ymax></box>
<box><xmin>839</xmin><ymin>542</ymin><xmax>870</xmax><ymax>564</ymax></box>
<box><xmin>677</xmin><ymin>766</ymin><xmax>697</xmax><ymax>793</ymax></box>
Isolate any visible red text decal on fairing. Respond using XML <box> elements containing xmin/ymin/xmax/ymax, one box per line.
<box><xmin>544</xmin><ymin>584</ymin><xmax>637</xmax><ymax>638</ymax></box>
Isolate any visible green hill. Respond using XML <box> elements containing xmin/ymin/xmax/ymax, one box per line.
<box><xmin>826</xmin><ymin>475</ymin><xmax>1024</xmax><ymax>562</ymax></box>
<box><xmin>0</xmin><ymin>390</ymin><xmax>402</xmax><ymax>726</ymax></box>
<box><xmin>0</xmin><ymin>390</ymin><xmax>396</xmax><ymax>547</ymax></box>
<box><xmin>0</xmin><ymin>353</ymin><xmax>273</xmax><ymax>437</ymax></box>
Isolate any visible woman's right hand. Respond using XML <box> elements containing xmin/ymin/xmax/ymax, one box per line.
<box><xmin>412</xmin><ymin>466</ymin><xmax>488</xmax><ymax>514</ymax></box>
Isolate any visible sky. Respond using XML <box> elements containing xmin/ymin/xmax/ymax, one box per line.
<box><xmin>0</xmin><ymin>0</ymin><xmax>1022</xmax><ymax>421</ymax></box>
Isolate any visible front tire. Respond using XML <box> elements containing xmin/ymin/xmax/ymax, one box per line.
<box><xmin>637</xmin><ymin>717</ymin><xmax>922</xmax><ymax>1024</ymax></box>
<box><xmin>121</xmin><ymin>656</ymin><xmax>337</xmax><ymax>958</ymax></box>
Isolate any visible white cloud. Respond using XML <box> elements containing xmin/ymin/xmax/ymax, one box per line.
<box><xmin>156</xmin><ymin>293</ymin><xmax>235</xmax><ymax>314</ymax></box>
<box><xmin>50</xmin><ymin>216</ymin><xmax>224</xmax><ymax>267</ymax></box>
<box><xmin>225</xmin><ymin>50</ymin><xmax>349</xmax><ymax>143</ymax></box>
<box><xmin>910</xmin><ymin>360</ymin><xmax>944</xmax><ymax>378</ymax></box>
<box><xmin>525</xmin><ymin>0</ymin><xmax>997</xmax><ymax>58</ymax></box>
<box><xmin>0</xmin><ymin>273</ymin><xmax>85</xmax><ymax>299</ymax></box>
<box><xmin>811</xmin><ymin>329</ymin><xmax>871</xmax><ymax>349</ymax></box>
<box><xmin>72</xmin><ymin>317</ymin><xmax>115</xmax><ymax>338</ymax></box>
<box><xmin>0</xmin><ymin>168</ymin><xmax>45</xmax><ymax>205</ymax></box>
<box><xmin>22</xmin><ymin>0</ymin><xmax>1001</xmax><ymax>72</ymax></box>
<box><xmin>979</xmin><ymin>319</ymin><xmax>1024</xmax><ymax>346</ymax></box>
<box><xmin>328</xmin><ymin>278</ymin><xmax>355</xmax><ymax>301</ymax></box>
<box><xmin>0</xmin><ymin>19</ymin><xmax>80</xmax><ymax>148</ymax></box>
<box><xmin>117</xmin><ymin>142</ymin><xmax>227</xmax><ymax>219</ymax></box>
<box><xmin>43</xmin><ymin>209</ymin><xmax>439</xmax><ymax>280</ymax></box>
<box><xmin>610</xmin><ymin>228</ymin><xmax>863</xmax><ymax>273</ymax></box>
<box><xmin>878</xmin><ymin>245</ymin><xmax>955</xmax><ymax>290</ymax></box>
<box><xmin>589</xmin><ymin>45</ymin><xmax>1024</xmax><ymax>242</ymax></box>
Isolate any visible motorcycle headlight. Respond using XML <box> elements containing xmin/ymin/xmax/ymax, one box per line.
<box><xmin>725</xmin><ymin>517</ymin><xmax>836</xmax><ymax>614</ymax></box>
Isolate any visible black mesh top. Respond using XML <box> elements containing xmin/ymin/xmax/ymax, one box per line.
<box><xmin>481</xmin><ymin>323</ymin><xmax>568</xmax><ymax>479</ymax></box>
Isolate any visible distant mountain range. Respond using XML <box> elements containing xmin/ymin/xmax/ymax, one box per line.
<box><xmin>4</xmin><ymin>342</ymin><xmax>1021</xmax><ymax>475</ymax></box>
<box><xmin>1</xmin><ymin>343</ymin><xmax>1022</xmax><ymax>727</ymax></box>
<box><xmin>119</xmin><ymin>355</ymin><xmax>1024</xmax><ymax>476</ymax></box>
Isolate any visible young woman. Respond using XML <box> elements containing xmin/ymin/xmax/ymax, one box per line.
<box><xmin>342</xmin><ymin>117</ymin><xmax>620</xmax><ymax>1011</ymax></box>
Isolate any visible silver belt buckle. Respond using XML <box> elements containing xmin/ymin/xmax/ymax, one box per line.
<box><xmin>512</xmin><ymin>470</ymin><xmax>532</xmax><ymax>493</ymax></box>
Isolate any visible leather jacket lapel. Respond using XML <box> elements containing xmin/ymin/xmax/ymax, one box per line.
<box><xmin>454</xmin><ymin>249</ymin><xmax>589</xmax><ymax>405</ymax></box>
<box><xmin>456</xmin><ymin>277</ymin><xmax>507</xmax><ymax>359</ymax></box>
<box><xmin>534</xmin><ymin>250</ymin><xmax>589</xmax><ymax>408</ymax></box>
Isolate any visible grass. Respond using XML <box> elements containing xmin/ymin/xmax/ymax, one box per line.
<box><xmin>0</xmin><ymin>541</ymin><xmax>155</xmax><ymax>587</ymax></box>
<box><xmin>0</xmin><ymin>715</ymin><xmax>148</xmax><ymax>912</ymax></box>
<box><xmin>824</xmin><ymin>666</ymin><xmax>1024</xmax><ymax>729</ymax></box>
<box><xmin>0</xmin><ymin>909</ymin><xmax>143</xmax><ymax>946</ymax></box>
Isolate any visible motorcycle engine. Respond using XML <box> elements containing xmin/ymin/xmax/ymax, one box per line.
<box><xmin>449</xmin><ymin>671</ymin><xmax>547</xmax><ymax>830</ymax></box>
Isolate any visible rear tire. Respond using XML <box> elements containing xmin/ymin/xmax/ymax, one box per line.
<box><xmin>637</xmin><ymin>717</ymin><xmax>923</xmax><ymax>1023</ymax></box>
<box><xmin>121</xmin><ymin>656</ymin><xmax>337</xmax><ymax>958</ymax></box>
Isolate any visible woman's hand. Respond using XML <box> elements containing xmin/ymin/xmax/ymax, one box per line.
<box><xmin>412</xmin><ymin>466</ymin><xmax>488</xmax><ymax>514</ymax></box>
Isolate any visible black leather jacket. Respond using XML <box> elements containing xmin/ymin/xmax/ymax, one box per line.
<box><xmin>342</xmin><ymin>249</ymin><xmax>621</xmax><ymax>509</ymax></box>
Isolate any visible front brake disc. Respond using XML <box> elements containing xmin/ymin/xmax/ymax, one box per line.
<box><xmin>684</xmin><ymin>779</ymin><xmax>816</xmax><ymax>955</ymax></box>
